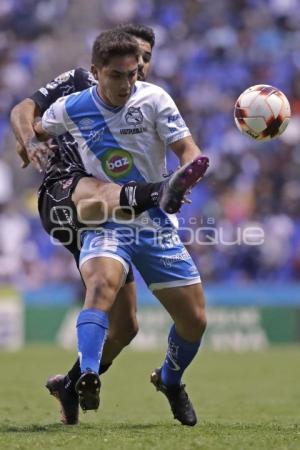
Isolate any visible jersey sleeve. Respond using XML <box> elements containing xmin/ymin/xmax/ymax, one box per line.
<box><xmin>29</xmin><ymin>68</ymin><xmax>95</xmax><ymax>114</ymax></box>
<box><xmin>154</xmin><ymin>88</ymin><xmax>191</xmax><ymax>146</ymax></box>
<box><xmin>41</xmin><ymin>97</ymin><xmax>68</xmax><ymax>136</ymax></box>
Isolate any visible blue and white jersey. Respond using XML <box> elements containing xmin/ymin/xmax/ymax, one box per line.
<box><xmin>42</xmin><ymin>81</ymin><xmax>190</xmax><ymax>183</ymax></box>
<box><xmin>42</xmin><ymin>81</ymin><xmax>191</xmax><ymax>228</ymax></box>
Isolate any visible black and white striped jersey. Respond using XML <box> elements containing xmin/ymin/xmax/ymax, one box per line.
<box><xmin>30</xmin><ymin>68</ymin><xmax>97</xmax><ymax>188</ymax></box>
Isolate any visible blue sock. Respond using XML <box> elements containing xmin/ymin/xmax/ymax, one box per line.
<box><xmin>76</xmin><ymin>308</ymin><xmax>109</xmax><ymax>374</ymax></box>
<box><xmin>161</xmin><ymin>324</ymin><xmax>201</xmax><ymax>387</ymax></box>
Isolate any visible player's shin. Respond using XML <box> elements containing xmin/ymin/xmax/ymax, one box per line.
<box><xmin>161</xmin><ymin>324</ymin><xmax>201</xmax><ymax>386</ymax></box>
<box><xmin>76</xmin><ymin>308</ymin><xmax>109</xmax><ymax>373</ymax></box>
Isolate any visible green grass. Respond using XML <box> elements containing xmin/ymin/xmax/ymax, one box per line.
<box><xmin>0</xmin><ymin>345</ymin><xmax>299</xmax><ymax>450</ymax></box>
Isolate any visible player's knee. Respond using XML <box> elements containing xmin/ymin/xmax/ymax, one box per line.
<box><xmin>180</xmin><ymin>308</ymin><xmax>207</xmax><ymax>341</ymax></box>
<box><xmin>195</xmin><ymin>308</ymin><xmax>207</xmax><ymax>336</ymax></box>
<box><xmin>85</xmin><ymin>277</ymin><xmax>117</xmax><ymax>310</ymax></box>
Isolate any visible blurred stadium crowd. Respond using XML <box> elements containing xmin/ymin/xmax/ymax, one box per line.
<box><xmin>1</xmin><ymin>0</ymin><xmax>300</xmax><ymax>293</ymax></box>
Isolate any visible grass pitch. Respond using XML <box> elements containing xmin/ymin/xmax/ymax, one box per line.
<box><xmin>0</xmin><ymin>345</ymin><xmax>299</xmax><ymax>450</ymax></box>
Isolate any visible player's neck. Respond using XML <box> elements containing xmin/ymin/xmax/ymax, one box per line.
<box><xmin>96</xmin><ymin>86</ymin><xmax>118</xmax><ymax>108</ymax></box>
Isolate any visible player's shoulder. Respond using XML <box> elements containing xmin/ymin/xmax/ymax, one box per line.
<box><xmin>52</xmin><ymin>87</ymin><xmax>91</xmax><ymax>109</ymax></box>
<box><xmin>65</xmin><ymin>86</ymin><xmax>93</xmax><ymax>105</ymax></box>
<box><xmin>74</xmin><ymin>67</ymin><xmax>97</xmax><ymax>89</ymax></box>
<box><xmin>135</xmin><ymin>81</ymin><xmax>168</xmax><ymax>95</ymax></box>
<box><xmin>50</xmin><ymin>67</ymin><xmax>96</xmax><ymax>90</ymax></box>
<box><xmin>135</xmin><ymin>81</ymin><xmax>173</xmax><ymax>104</ymax></box>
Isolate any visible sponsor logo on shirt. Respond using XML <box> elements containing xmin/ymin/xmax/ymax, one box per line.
<box><xmin>167</xmin><ymin>114</ymin><xmax>186</xmax><ymax>128</ymax></box>
<box><xmin>45</xmin><ymin>71</ymin><xmax>74</xmax><ymax>91</ymax></box>
<box><xmin>101</xmin><ymin>149</ymin><xmax>133</xmax><ymax>179</ymax></box>
<box><xmin>54</xmin><ymin>70</ymin><xmax>74</xmax><ymax>83</ymax></box>
<box><xmin>79</xmin><ymin>118</ymin><xmax>95</xmax><ymax>130</ymax></box>
<box><xmin>120</xmin><ymin>127</ymin><xmax>147</xmax><ymax>135</ymax></box>
<box><xmin>168</xmin><ymin>127</ymin><xmax>177</xmax><ymax>133</ymax></box>
<box><xmin>39</xmin><ymin>87</ymin><xmax>48</xmax><ymax>97</ymax></box>
<box><xmin>88</xmin><ymin>128</ymin><xmax>105</xmax><ymax>143</ymax></box>
<box><xmin>46</xmin><ymin>81</ymin><xmax>59</xmax><ymax>90</ymax></box>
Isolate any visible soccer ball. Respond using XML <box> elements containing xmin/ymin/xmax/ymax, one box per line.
<box><xmin>234</xmin><ymin>84</ymin><xmax>291</xmax><ymax>141</ymax></box>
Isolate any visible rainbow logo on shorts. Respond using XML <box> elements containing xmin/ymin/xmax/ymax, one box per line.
<box><xmin>101</xmin><ymin>149</ymin><xmax>133</xmax><ymax>179</ymax></box>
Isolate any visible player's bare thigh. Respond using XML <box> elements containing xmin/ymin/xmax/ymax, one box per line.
<box><xmin>72</xmin><ymin>177</ymin><xmax>122</xmax><ymax>223</ymax></box>
<box><xmin>154</xmin><ymin>283</ymin><xmax>207</xmax><ymax>342</ymax></box>
<box><xmin>80</xmin><ymin>256</ymin><xmax>125</xmax><ymax>311</ymax></box>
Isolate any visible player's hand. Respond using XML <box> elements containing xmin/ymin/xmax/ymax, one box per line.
<box><xmin>25</xmin><ymin>136</ymin><xmax>56</xmax><ymax>172</ymax></box>
<box><xmin>16</xmin><ymin>141</ymin><xmax>30</xmax><ymax>168</ymax></box>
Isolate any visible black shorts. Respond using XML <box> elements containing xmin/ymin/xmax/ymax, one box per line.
<box><xmin>38</xmin><ymin>173</ymin><xmax>134</xmax><ymax>283</ymax></box>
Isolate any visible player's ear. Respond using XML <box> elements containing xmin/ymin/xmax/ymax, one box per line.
<box><xmin>91</xmin><ymin>65</ymin><xmax>99</xmax><ymax>81</ymax></box>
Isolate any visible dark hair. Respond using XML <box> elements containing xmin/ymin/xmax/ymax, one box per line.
<box><xmin>117</xmin><ymin>24</ymin><xmax>155</xmax><ymax>49</ymax></box>
<box><xmin>92</xmin><ymin>30</ymin><xmax>141</xmax><ymax>67</ymax></box>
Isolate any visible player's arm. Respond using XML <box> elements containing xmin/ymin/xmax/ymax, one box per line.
<box><xmin>10</xmin><ymin>69</ymin><xmax>89</xmax><ymax>171</ymax></box>
<box><xmin>10</xmin><ymin>98</ymin><xmax>52</xmax><ymax>170</ymax></box>
<box><xmin>169</xmin><ymin>136</ymin><xmax>202</xmax><ymax>167</ymax></box>
<box><xmin>34</xmin><ymin>97</ymin><xmax>69</xmax><ymax>141</ymax></box>
<box><xmin>155</xmin><ymin>86</ymin><xmax>203</xmax><ymax>166</ymax></box>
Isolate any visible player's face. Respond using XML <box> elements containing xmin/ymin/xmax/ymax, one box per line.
<box><xmin>93</xmin><ymin>55</ymin><xmax>138</xmax><ymax>107</ymax></box>
<box><xmin>135</xmin><ymin>37</ymin><xmax>152</xmax><ymax>81</ymax></box>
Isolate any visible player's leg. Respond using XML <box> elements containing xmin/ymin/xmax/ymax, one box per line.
<box><xmin>66</xmin><ymin>267</ymin><xmax>137</xmax><ymax>384</ymax></box>
<box><xmin>72</xmin><ymin>176</ymin><xmax>161</xmax><ymax>222</ymax></box>
<box><xmin>153</xmin><ymin>282</ymin><xmax>206</xmax><ymax>379</ymax></box>
<box><xmin>75</xmin><ymin>255</ymin><xmax>126</xmax><ymax>411</ymax></box>
<box><xmin>155</xmin><ymin>283</ymin><xmax>206</xmax><ymax>343</ymax></box>
<box><xmin>46</xmin><ymin>273</ymin><xmax>138</xmax><ymax>425</ymax></box>
<box><xmin>74</xmin><ymin>226</ymin><xmax>134</xmax><ymax>412</ymax></box>
<box><xmin>71</xmin><ymin>155</ymin><xmax>209</xmax><ymax>222</ymax></box>
<box><xmin>101</xmin><ymin>279</ymin><xmax>138</xmax><ymax>366</ymax></box>
<box><xmin>40</xmin><ymin>178</ymin><xmax>138</xmax><ymax>423</ymax></box>
<box><xmin>72</xmin><ymin>176</ymin><xmax>122</xmax><ymax>223</ymax></box>
<box><xmin>64</xmin><ymin>278</ymin><xmax>137</xmax><ymax>396</ymax></box>
<box><xmin>133</xmin><ymin>228</ymin><xmax>206</xmax><ymax>426</ymax></box>
<box><xmin>151</xmin><ymin>283</ymin><xmax>206</xmax><ymax>427</ymax></box>
<box><xmin>39</xmin><ymin>179</ymin><xmax>82</xmax><ymax>424</ymax></box>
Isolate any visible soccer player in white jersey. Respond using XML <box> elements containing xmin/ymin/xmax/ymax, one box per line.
<box><xmin>11</xmin><ymin>25</ymin><xmax>208</xmax><ymax>426</ymax></box>
<box><xmin>34</xmin><ymin>29</ymin><xmax>208</xmax><ymax>426</ymax></box>
<box><xmin>11</xmin><ymin>25</ymin><xmax>165</xmax><ymax>426</ymax></box>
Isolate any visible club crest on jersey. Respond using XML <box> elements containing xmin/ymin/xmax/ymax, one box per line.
<box><xmin>101</xmin><ymin>149</ymin><xmax>133</xmax><ymax>179</ymax></box>
<box><xmin>125</xmin><ymin>107</ymin><xmax>143</xmax><ymax>125</ymax></box>
<box><xmin>121</xmin><ymin>107</ymin><xmax>147</xmax><ymax>135</ymax></box>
